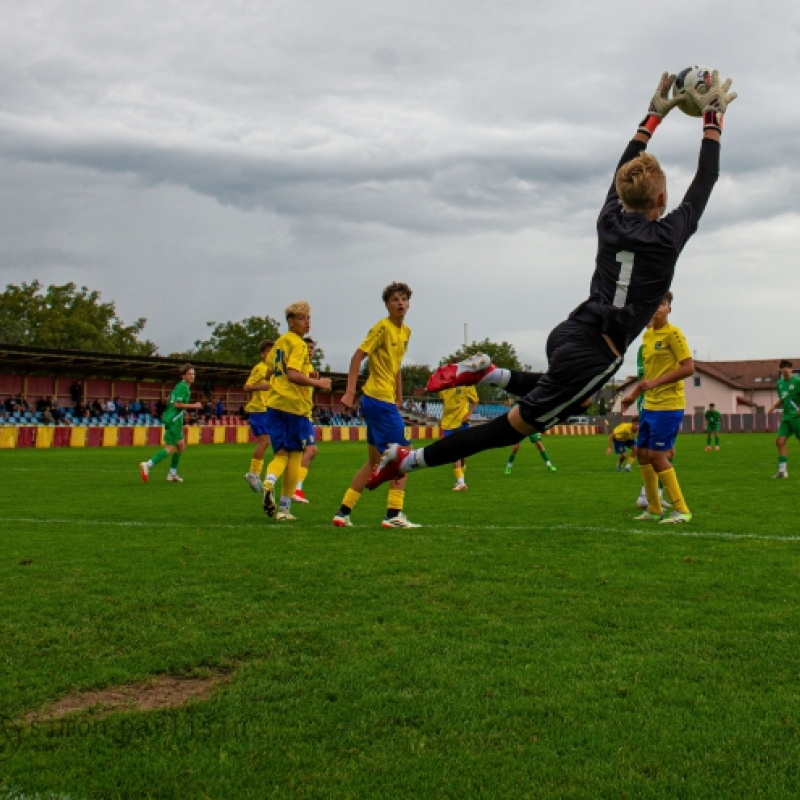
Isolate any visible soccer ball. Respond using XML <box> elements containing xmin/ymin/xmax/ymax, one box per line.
<box><xmin>672</xmin><ymin>65</ymin><xmax>714</xmax><ymax>117</ymax></box>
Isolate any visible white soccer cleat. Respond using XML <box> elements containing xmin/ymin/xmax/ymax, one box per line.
<box><xmin>139</xmin><ymin>462</ymin><xmax>150</xmax><ymax>483</ymax></box>
<box><xmin>452</xmin><ymin>483</ymin><xmax>468</xmax><ymax>492</ymax></box>
<box><xmin>244</xmin><ymin>472</ymin><xmax>263</xmax><ymax>493</ymax></box>
<box><xmin>332</xmin><ymin>514</ymin><xmax>353</xmax><ymax>527</ymax></box>
<box><xmin>634</xmin><ymin>510</ymin><xmax>662</xmax><ymax>521</ymax></box>
<box><xmin>166</xmin><ymin>473</ymin><xmax>184</xmax><ymax>483</ymax></box>
<box><xmin>773</xmin><ymin>471</ymin><xmax>789</xmax><ymax>479</ymax></box>
<box><xmin>381</xmin><ymin>512</ymin><xmax>422</xmax><ymax>529</ymax></box>
<box><xmin>276</xmin><ymin>510</ymin><xmax>297</xmax><ymax>522</ymax></box>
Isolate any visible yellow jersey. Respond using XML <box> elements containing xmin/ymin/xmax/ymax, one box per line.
<box><xmin>301</xmin><ymin>357</ymin><xmax>315</xmax><ymax>420</ymax></box>
<box><xmin>244</xmin><ymin>352</ymin><xmax>273</xmax><ymax>413</ymax></box>
<box><xmin>642</xmin><ymin>322</ymin><xmax>692</xmax><ymax>411</ymax></box>
<box><xmin>613</xmin><ymin>422</ymin><xmax>637</xmax><ymax>441</ymax></box>
<box><xmin>359</xmin><ymin>318</ymin><xmax>410</xmax><ymax>403</ymax></box>
<box><xmin>265</xmin><ymin>332</ymin><xmax>312</xmax><ymax>416</ymax></box>
<box><xmin>439</xmin><ymin>386</ymin><xmax>479</xmax><ymax>431</ymax></box>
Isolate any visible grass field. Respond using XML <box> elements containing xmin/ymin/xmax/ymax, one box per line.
<box><xmin>2</xmin><ymin>433</ymin><xmax>800</xmax><ymax>799</ymax></box>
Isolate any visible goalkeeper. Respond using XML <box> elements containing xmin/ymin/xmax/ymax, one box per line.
<box><xmin>367</xmin><ymin>71</ymin><xmax>736</xmax><ymax>526</ymax></box>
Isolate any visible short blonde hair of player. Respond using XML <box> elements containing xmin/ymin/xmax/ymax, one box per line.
<box><xmin>615</xmin><ymin>153</ymin><xmax>666</xmax><ymax>213</ymax></box>
<box><xmin>285</xmin><ymin>301</ymin><xmax>310</xmax><ymax>320</ymax></box>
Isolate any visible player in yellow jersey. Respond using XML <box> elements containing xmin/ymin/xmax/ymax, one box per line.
<box><xmin>606</xmin><ymin>417</ymin><xmax>639</xmax><ymax>472</ymax></box>
<box><xmin>293</xmin><ymin>337</ymin><xmax>319</xmax><ymax>504</ymax></box>
<box><xmin>243</xmin><ymin>339</ymin><xmax>275</xmax><ymax>493</ymax></box>
<box><xmin>261</xmin><ymin>302</ymin><xmax>331</xmax><ymax>522</ymax></box>
<box><xmin>333</xmin><ymin>282</ymin><xmax>420</xmax><ymax>528</ymax></box>
<box><xmin>439</xmin><ymin>385</ymin><xmax>478</xmax><ymax>490</ymax></box>
<box><xmin>622</xmin><ymin>292</ymin><xmax>695</xmax><ymax>523</ymax></box>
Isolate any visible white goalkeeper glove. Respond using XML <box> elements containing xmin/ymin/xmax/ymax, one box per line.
<box><xmin>685</xmin><ymin>70</ymin><xmax>737</xmax><ymax>133</ymax></box>
<box><xmin>638</xmin><ymin>72</ymin><xmax>681</xmax><ymax>138</ymax></box>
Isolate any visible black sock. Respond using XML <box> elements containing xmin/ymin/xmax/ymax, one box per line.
<box><xmin>422</xmin><ymin>414</ymin><xmax>525</xmax><ymax>468</ymax></box>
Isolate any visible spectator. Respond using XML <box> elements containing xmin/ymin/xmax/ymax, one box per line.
<box><xmin>90</xmin><ymin>399</ymin><xmax>103</xmax><ymax>417</ymax></box>
<box><xmin>104</xmin><ymin>398</ymin><xmax>116</xmax><ymax>413</ymax></box>
<box><xmin>155</xmin><ymin>400</ymin><xmax>166</xmax><ymax>419</ymax></box>
<box><xmin>70</xmin><ymin>382</ymin><xmax>83</xmax><ymax>406</ymax></box>
<box><xmin>215</xmin><ymin>399</ymin><xmax>225</xmax><ymax>418</ymax></box>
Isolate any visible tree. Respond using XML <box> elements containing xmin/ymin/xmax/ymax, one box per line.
<box><xmin>186</xmin><ymin>316</ymin><xmax>282</xmax><ymax>364</ymax></box>
<box><xmin>401</xmin><ymin>364</ymin><xmax>433</xmax><ymax>396</ymax></box>
<box><xmin>437</xmin><ymin>339</ymin><xmax>531</xmax><ymax>400</ymax></box>
<box><xmin>0</xmin><ymin>280</ymin><xmax>157</xmax><ymax>354</ymax></box>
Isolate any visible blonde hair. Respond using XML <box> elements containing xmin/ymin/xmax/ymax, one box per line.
<box><xmin>285</xmin><ymin>301</ymin><xmax>310</xmax><ymax>320</ymax></box>
<box><xmin>615</xmin><ymin>153</ymin><xmax>665</xmax><ymax>213</ymax></box>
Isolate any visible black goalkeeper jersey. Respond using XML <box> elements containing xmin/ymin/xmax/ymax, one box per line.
<box><xmin>569</xmin><ymin>137</ymin><xmax>720</xmax><ymax>354</ymax></box>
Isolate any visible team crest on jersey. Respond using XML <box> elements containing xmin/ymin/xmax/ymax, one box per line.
<box><xmin>654</xmin><ymin>342</ymin><xmax>663</xmax><ymax>350</ymax></box>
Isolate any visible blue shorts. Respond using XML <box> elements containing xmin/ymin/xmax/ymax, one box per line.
<box><xmin>361</xmin><ymin>394</ymin><xmax>409</xmax><ymax>453</ymax></box>
<box><xmin>264</xmin><ymin>408</ymin><xmax>310</xmax><ymax>453</ymax></box>
<box><xmin>637</xmin><ymin>409</ymin><xmax>684</xmax><ymax>452</ymax></box>
<box><xmin>249</xmin><ymin>411</ymin><xmax>270</xmax><ymax>437</ymax></box>
<box><xmin>613</xmin><ymin>439</ymin><xmax>636</xmax><ymax>455</ymax></box>
<box><xmin>443</xmin><ymin>423</ymin><xmax>470</xmax><ymax>437</ymax></box>
<box><xmin>303</xmin><ymin>418</ymin><xmax>316</xmax><ymax>446</ymax></box>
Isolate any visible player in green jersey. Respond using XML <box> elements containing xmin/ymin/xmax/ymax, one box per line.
<box><xmin>704</xmin><ymin>404</ymin><xmax>722</xmax><ymax>450</ymax></box>
<box><xmin>505</xmin><ymin>431</ymin><xmax>556</xmax><ymax>473</ymax></box>
<box><xmin>139</xmin><ymin>364</ymin><xmax>203</xmax><ymax>483</ymax></box>
<box><xmin>769</xmin><ymin>360</ymin><xmax>800</xmax><ymax>479</ymax></box>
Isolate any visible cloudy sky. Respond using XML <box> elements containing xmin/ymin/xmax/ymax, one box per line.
<box><xmin>0</xmin><ymin>0</ymin><xmax>797</xmax><ymax>378</ymax></box>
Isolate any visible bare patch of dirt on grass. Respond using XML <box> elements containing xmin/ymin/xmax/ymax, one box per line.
<box><xmin>25</xmin><ymin>671</ymin><xmax>232</xmax><ymax>722</ymax></box>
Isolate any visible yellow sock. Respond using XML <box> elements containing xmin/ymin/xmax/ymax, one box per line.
<box><xmin>249</xmin><ymin>458</ymin><xmax>264</xmax><ymax>475</ymax></box>
<box><xmin>627</xmin><ymin>455</ymin><xmax>636</xmax><ymax>468</ymax></box>
<box><xmin>297</xmin><ymin>466</ymin><xmax>309</xmax><ymax>485</ymax></box>
<box><xmin>265</xmin><ymin>453</ymin><xmax>288</xmax><ymax>483</ymax></box>
<box><xmin>387</xmin><ymin>488</ymin><xmax>404</xmax><ymax>513</ymax></box>
<box><xmin>454</xmin><ymin>467</ymin><xmax>464</xmax><ymax>482</ymax></box>
<box><xmin>657</xmin><ymin>467</ymin><xmax>689</xmax><ymax>514</ymax></box>
<box><xmin>342</xmin><ymin>488</ymin><xmax>362</xmax><ymax>510</ymax></box>
<box><xmin>639</xmin><ymin>463</ymin><xmax>661</xmax><ymax>513</ymax></box>
<box><xmin>283</xmin><ymin>451</ymin><xmax>302</xmax><ymax>498</ymax></box>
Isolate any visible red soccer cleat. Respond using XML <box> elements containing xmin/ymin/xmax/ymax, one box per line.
<box><xmin>366</xmin><ymin>444</ymin><xmax>410</xmax><ymax>490</ymax></box>
<box><xmin>139</xmin><ymin>462</ymin><xmax>150</xmax><ymax>483</ymax></box>
<box><xmin>426</xmin><ymin>353</ymin><xmax>494</xmax><ymax>393</ymax></box>
<box><xmin>293</xmin><ymin>488</ymin><xmax>309</xmax><ymax>503</ymax></box>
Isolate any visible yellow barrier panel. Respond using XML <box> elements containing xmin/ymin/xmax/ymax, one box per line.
<box><xmin>213</xmin><ymin>426</ymin><xmax>226</xmax><ymax>444</ymax></box>
<box><xmin>102</xmin><ymin>427</ymin><xmax>118</xmax><ymax>447</ymax></box>
<box><xmin>320</xmin><ymin>427</ymin><xmax>332</xmax><ymax>442</ymax></box>
<box><xmin>358</xmin><ymin>426</ymin><xmax>367</xmax><ymax>441</ymax></box>
<box><xmin>132</xmin><ymin>427</ymin><xmax>147</xmax><ymax>446</ymax></box>
<box><xmin>70</xmin><ymin>427</ymin><xmax>87</xmax><ymax>448</ymax></box>
<box><xmin>0</xmin><ymin>427</ymin><xmax>18</xmax><ymax>449</ymax></box>
<box><xmin>236</xmin><ymin>425</ymin><xmax>250</xmax><ymax>444</ymax></box>
<box><xmin>186</xmin><ymin>427</ymin><xmax>200</xmax><ymax>445</ymax></box>
<box><xmin>35</xmin><ymin>427</ymin><xmax>55</xmax><ymax>449</ymax></box>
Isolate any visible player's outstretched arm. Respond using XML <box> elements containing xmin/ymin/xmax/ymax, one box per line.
<box><xmin>634</xmin><ymin>72</ymin><xmax>680</xmax><ymax>143</ymax></box>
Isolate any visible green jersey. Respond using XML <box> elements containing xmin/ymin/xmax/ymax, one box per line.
<box><xmin>635</xmin><ymin>344</ymin><xmax>645</xmax><ymax>412</ymax></box>
<box><xmin>776</xmin><ymin>375</ymin><xmax>800</xmax><ymax>420</ymax></box>
<box><xmin>162</xmin><ymin>380</ymin><xmax>192</xmax><ymax>426</ymax></box>
<box><xmin>704</xmin><ymin>409</ymin><xmax>722</xmax><ymax>427</ymax></box>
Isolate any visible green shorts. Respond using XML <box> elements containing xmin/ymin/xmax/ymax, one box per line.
<box><xmin>777</xmin><ymin>417</ymin><xmax>800</xmax><ymax>440</ymax></box>
<box><xmin>164</xmin><ymin>421</ymin><xmax>185</xmax><ymax>446</ymax></box>
<box><xmin>705</xmin><ymin>424</ymin><xmax>721</xmax><ymax>433</ymax></box>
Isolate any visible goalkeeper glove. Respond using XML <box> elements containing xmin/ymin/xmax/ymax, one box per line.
<box><xmin>685</xmin><ymin>70</ymin><xmax>737</xmax><ymax>133</ymax></box>
<box><xmin>638</xmin><ymin>72</ymin><xmax>680</xmax><ymax>138</ymax></box>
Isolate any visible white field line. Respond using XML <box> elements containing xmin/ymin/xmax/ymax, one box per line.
<box><xmin>1</xmin><ymin>517</ymin><xmax>799</xmax><ymax>543</ymax></box>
